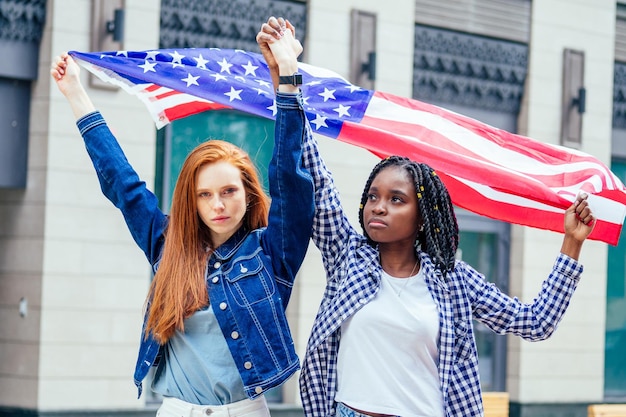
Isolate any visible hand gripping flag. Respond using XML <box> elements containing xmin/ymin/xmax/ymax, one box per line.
<box><xmin>69</xmin><ymin>48</ymin><xmax>626</xmax><ymax>245</ymax></box>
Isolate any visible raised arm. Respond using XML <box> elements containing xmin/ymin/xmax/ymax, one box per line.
<box><xmin>51</xmin><ymin>54</ymin><xmax>166</xmax><ymax>264</ymax></box>
<box><xmin>51</xmin><ymin>53</ymin><xmax>96</xmax><ymax>119</ymax></box>
<box><xmin>257</xmin><ymin>18</ymin><xmax>357</xmax><ymax>276</ymax></box>
<box><xmin>251</xmin><ymin>20</ymin><xmax>315</xmax><ymax>293</ymax></box>
<box><xmin>560</xmin><ymin>192</ymin><xmax>595</xmax><ymax>260</ymax></box>
<box><xmin>468</xmin><ymin>193</ymin><xmax>595</xmax><ymax>340</ymax></box>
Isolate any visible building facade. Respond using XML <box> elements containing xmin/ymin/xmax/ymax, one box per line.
<box><xmin>0</xmin><ymin>0</ymin><xmax>624</xmax><ymax>416</ymax></box>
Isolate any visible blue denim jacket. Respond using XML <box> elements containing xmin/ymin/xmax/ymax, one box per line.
<box><xmin>76</xmin><ymin>92</ymin><xmax>313</xmax><ymax>400</ymax></box>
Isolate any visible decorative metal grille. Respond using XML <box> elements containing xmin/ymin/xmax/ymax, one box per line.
<box><xmin>614</xmin><ymin>62</ymin><xmax>626</xmax><ymax>129</ymax></box>
<box><xmin>0</xmin><ymin>0</ymin><xmax>46</xmax><ymax>43</ymax></box>
<box><xmin>413</xmin><ymin>25</ymin><xmax>528</xmax><ymax>114</ymax></box>
<box><xmin>160</xmin><ymin>0</ymin><xmax>307</xmax><ymax>52</ymax></box>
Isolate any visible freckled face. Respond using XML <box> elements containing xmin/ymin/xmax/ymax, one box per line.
<box><xmin>363</xmin><ymin>166</ymin><xmax>422</xmax><ymax>246</ymax></box>
<box><xmin>195</xmin><ymin>161</ymin><xmax>247</xmax><ymax>248</ymax></box>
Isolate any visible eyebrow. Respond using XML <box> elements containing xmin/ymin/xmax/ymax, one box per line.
<box><xmin>368</xmin><ymin>186</ymin><xmax>410</xmax><ymax>197</ymax></box>
<box><xmin>196</xmin><ymin>183</ymin><xmax>240</xmax><ymax>192</ymax></box>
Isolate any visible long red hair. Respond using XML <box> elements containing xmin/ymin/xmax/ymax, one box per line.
<box><xmin>145</xmin><ymin>140</ymin><xmax>270</xmax><ymax>343</ymax></box>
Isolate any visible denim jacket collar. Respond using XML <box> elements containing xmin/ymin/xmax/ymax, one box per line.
<box><xmin>212</xmin><ymin>227</ymin><xmax>251</xmax><ymax>260</ymax></box>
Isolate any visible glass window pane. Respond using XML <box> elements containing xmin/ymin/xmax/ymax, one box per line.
<box><xmin>164</xmin><ymin>110</ymin><xmax>275</xmax><ymax>204</ymax></box>
<box><xmin>605</xmin><ymin>159</ymin><xmax>626</xmax><ymax>398</ymax></box>
<box><xmin>458</xmin><ymin>231</ymin><xmax>499</xmax><ymax>391</ymax></box>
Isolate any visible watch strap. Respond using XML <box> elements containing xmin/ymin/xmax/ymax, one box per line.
<box><xmin>278</xmin><ymin>73</ymin><xmax>303</xmax><ymax>86</ymax></box>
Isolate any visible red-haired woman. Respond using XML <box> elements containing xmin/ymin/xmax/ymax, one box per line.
<box><xmin>51</xmin><ymin>50</ymin><xmax>313</xmax><ymax>417</ymax></box>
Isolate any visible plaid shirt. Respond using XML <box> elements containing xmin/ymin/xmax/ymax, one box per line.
<box><xmin>297</xmin><ymin>96</ymin><xmax>584</xmax><ymax>417</ymax></box>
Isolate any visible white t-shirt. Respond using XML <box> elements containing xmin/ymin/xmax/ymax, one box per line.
<box><xmin>335</xmin><ymin>267</ymin><xmax>444</xmax><ymax>417</ymax></box>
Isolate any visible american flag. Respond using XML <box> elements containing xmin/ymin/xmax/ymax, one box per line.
<box><xmin>69</xmin><ymin>48</ymin><xmax>626</xmax><ymax>245</ymax></box>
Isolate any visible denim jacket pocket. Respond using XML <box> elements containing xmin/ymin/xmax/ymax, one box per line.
<box><xmin>224</xmin><ymin>254</ymin><xmax>276</xmax><ymax>307</ymax></box>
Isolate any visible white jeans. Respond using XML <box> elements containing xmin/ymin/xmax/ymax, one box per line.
<box><xmin>156</xmin><ymin>396</ymin><xmax>270</xmax><ymax>417</ymax></box>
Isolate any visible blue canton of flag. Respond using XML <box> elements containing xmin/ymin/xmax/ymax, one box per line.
<box><xmin>70</xmin><ymin>48</ymin><xmax>373</xmax><ymax>139</ymax></box>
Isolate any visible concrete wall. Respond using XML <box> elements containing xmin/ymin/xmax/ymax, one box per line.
<box><xmin>0</xmin><ymin>0</ymin><xmax>160</xmax><ymax>411</ymax></box>
<box><xmin>510</xmin><ymin>0</ymin><xmax>614</xmax><ymax>405</ymax></box>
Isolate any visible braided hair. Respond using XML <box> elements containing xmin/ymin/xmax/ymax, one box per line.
<box><xmin>358</xmin><ymin>156</ymin><xmax>459</xmax><ymax>276</ymax></box>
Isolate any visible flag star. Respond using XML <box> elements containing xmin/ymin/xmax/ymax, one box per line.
<box><xmin>319</xmin><ymin>88</ymin><xmax>336</xmax><ymax>102</ymax></box>
<box><xmin>241</xmin><ymin>61</ymin><xmax>259</xmax><ymax>76</ymax></box>
<box><xmin>139</xmin><ymin>60</ymin><xmax>157</xmax><ymax>73</ymax></box>
<box><xmin>210</xmin><ymin>73</ymin><xmax>228</xmax><ymax>82</ymax></box>
<box><xmin>115</xmin><ymin>50</ymin><xmax>128</xmax><ymax>57</ymax></box>
<box><xmin>256</xmin><ymin>79</ymin><xmax>271</xmax><ymax>89</ymax></box>
<box><xmin>169</xmin><ymin>51</ymin><xmax>185</xmax><ymax>68</ymax></box>
<box><xmin>333</xmin><ymin>104</ymin><xmax>351</xmax><ymax>118</ymax></box>
<box><xmin>182</xmin><ymin>73</ymin><xmax>200</xmax><ymax>87</ymax></box>
<box><xmin>346</xmin><ymin>84</ymin><xmax>361</xmax><ymax>93</ymax></box>
<box><xmin>217</xmin><ymin>58</ymin><xmax>233</xmax><ymax>73</ymax></box>
<box><xmin>307</xmin><ymin>80</ymin><xmax>322</xmax><ymax>86</ymax></box>
<box><xmin>234</xmin><ymin>75</ymin><xmax>246</xmax><ymax>83</ymax></box>
<box><xmin>255</xmin><ymin>88</ymin><xmax>271</xmax><ymax>96</ymax></box>
<box><xmin>310</xmin><ymin>114</ymin><xmax>328</xmax><ymax>130</ymax></box>
<box><xmin>301</xmin><ymin>96</ymin><xmax>310</xmax><ymax>106</ymax></box>
<box><xmin>145</xmin><ymin>50</ymin><xmax>160</xmax><ymax>60</ymax></box>
<box><xmin>267</xmin><ymin>101</ymin><xmax>277</xmax><ymax>116</ymax></box>
<box><xmin>193</xmin><ymin>54</ymin><xmax>209</xmax><ymax>69</ymax></box>
<box><xmin>224</xmin><ymin>86</ymin><xmax>243</xmax><ymax>101</ymax></box>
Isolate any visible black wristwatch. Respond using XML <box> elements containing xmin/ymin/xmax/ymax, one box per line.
<box><xmin>278</xmin><ymin>73</ymin><xmax>303</xmax><ymax>86</ymax></box>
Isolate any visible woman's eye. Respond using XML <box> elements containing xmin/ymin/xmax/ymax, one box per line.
<box><xmin>367</xmin><ymin>193</ymin><xmax>377</xmax><ymax>201</ymax></box>
<box><xmin>223</xmin><ymin>188</ymin><xmax>236</xmax><ymax>195</ymax></box>
<box><xmin>392</xmin><ymin>196</ymin><xmax>404</xmax><ymax>203</ymax></box>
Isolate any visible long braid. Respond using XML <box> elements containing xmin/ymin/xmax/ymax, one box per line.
<box><xmin>358</xmin><ymin>156</ymin><xmax>459</xmax><ymax>277</ymax></box>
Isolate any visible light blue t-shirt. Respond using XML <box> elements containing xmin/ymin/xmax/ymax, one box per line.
<box><xmin>152</xmin><ymin>306</ymin><xmax>247</xmax><ymax>405</ymax></box>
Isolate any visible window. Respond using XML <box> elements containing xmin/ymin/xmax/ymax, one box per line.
<box><xmin>604</xmin><ymin>158</ymin><xmax>626</xmax><ymax>399</ymax></box>
<box><xmin>155</xmin><ymin>110</ymin><xmax>275</xmax><ymax>212</ymax></box>
<box><xmin>0</xmin><ymin>77</ymin><xmax>30</xmax><ymax>187</ymax></box>
<box><xmin>0</xmin><ymin>0</ymin><xmax>45</xmax><ymax>188</ymax></box>
<box><xmin>456</xmin><ymin>209</ymin><xmax>510</xmax><ymax>391</ymax></box>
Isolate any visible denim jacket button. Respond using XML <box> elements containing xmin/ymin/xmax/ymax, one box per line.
<box><xmin>212</xmin><ymin>276</ymin><xmax>219</xmax><ymax>284</ymax></box>
<box><xmin>255</xmin><ymin>386</ymin><xmax>263</xmax><ymax>394</ymax></box>
<box><xmin>204</xmin><ymin>408</ymin><xmax>213</xmax><ymax>415</ymax></box>
<box><xmin>219</xmin><ymin>302</ymin><xmax>227</xmax><ymax>310</ymax></box>
<box><xmin>231</xmin><ymin>331</ymin><xmax>239</xmax><ymax>339</ymax></box>
<box><xmin>214</xmin><ymin>262</ymin><xmax>221</xmax><ymax>268</ymax></box>
<box><xmin>244</xmin><ymin>361</ymin><xmax>252</xmax><ymax>369</ymax></box>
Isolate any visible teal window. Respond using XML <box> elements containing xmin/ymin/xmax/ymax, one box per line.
<box><xmin>155</xmin><ymin>110</ymin><xmax>275</xmax><ymax>212</ymax></box>
<box><xmin>605</xmin><ymin>158</ymin><xmax>626</xmax><ymax>399</ymax></box>
<box><xmin>456</xmin><ymin>210</ymin><xmax>510</xmax><ymax>392</ymax></box>
<box><xmin>459</xmin><ymin>231</ymin><xmax>499</xmax><ymax>391</ymax></box>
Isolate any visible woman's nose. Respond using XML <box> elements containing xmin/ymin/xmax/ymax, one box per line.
<box><xmin>372</xmin><ymin>201</ymin><xmax>386</xmax><ymax>214</ymax></box>
<box><xmin>212</xmin><ymin>198</ymin><xmax>225</xmax><ymax>211</ymax></box>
